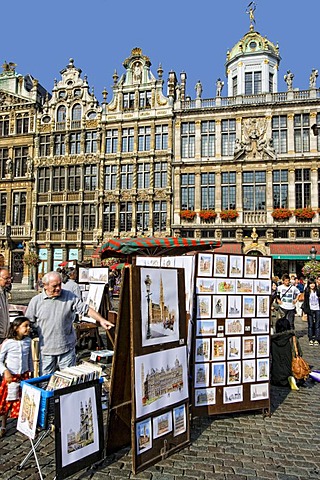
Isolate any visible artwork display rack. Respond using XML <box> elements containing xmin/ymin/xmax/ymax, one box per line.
<box><xmin>191</xmin><ymin>252</ymin><xmax>271</xmax><ymax>417</ymax></box>
<box><xmin>106</xmin><ymin>265</ymin><xmax>190</xmax><ymax>474</ymax></box>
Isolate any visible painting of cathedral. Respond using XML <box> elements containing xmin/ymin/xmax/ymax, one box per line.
<box><xmin>67</xmin><ymin>398</ymin><xmax>94</xmax><ymax>453</ymax></box>
<box><xmin>140</xmin><ymin>267</ymin><xmax>180</xmax><ymax>347</ymax></box>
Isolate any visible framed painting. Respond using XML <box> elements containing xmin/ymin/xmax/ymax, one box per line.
<box><xmin>242</xmin><ymin>296</ymin><xmax>256</xmax><ymax>317</ymax></box>
<box><xmin>194</xmin><ymin>388</ymin><xmax>216</xmax><ymax>406</ymax></box>
<box><xmin>229</xmin><ymin>255</ymin><xmax>243</xmax><ymax>278</ymax></box>
<box><xmin>236</xmin><ymin>279</ymin><xmax>254</xmax><ymax>294</ymax></box>
<box><xmin>242</xmin><ymin>336</ymin><xmax>255</xmax><ymax>359</ymax></box>
<box><xmin>197</xmin><ymin>253</ymin><xmax>213</xmax><ymax>277</ymax></box>
<box><xmin>216</xmin><ymin>278</ymin><xmax>236</xmax><ymax>294</ymax></box>
<box><xmin>223</xmin><ymin>385</ymin><xmax>243</xmax><ymax>404</ymax></box>
<box><xmin>194</xmin><ymin>363</ymin><xmax>210</xmax><ymax>388</ymax></box>
<box><xmin>136</xmin><ymin>418</ymin><xmax>152</xmax><ymax>454</ymax></box>
<box><xmin>88</xmin><ymin>267</ymin><xmax>109</xmax><ymax>284</ymax></box>
<box><xmin>227</xmin><ymin>361</ymin><xmax>241</xmax><ymax>385</ymax></box>
<box><xmin>257</xmin><ymin>358</ymin><xmax>270</xmax><ymax>382</ymax></box>
<box><xmin>257</xmin><ymin>335</ymin><xmax>269</xmax><ymax>358</ymax></box>
<box><xmin>213</xmin><ymin>254</ymin><xmax>228</xmax><ymax>277</ymax></box>
<box><xmin>195</xmin><ymin>338</ymin><xmax>211</xmax><ymax>362</ymax></box>
<box><xmin>196</xmin><ymin>277</ymin><xmax>216</xmax><ymax>294</ymax></box>
<box><xmin>212</xmin><ymin>338</ymin><xmax>226</xmax><ymax>361</ymax></box>
<box><xmin>196</xmin><ymin>319</ymin><xmax>217</xmax><ymax>337</ymax></box>
<box><xmin>225</xmin><ymin>318</ymin><xmax>244</xmax><ymax>335</ymax></box>
<box><xmin>227</xmin><ymin>296</ymin><xmax>242</xmax><ymax>318</ymax></box>
<box><xmin>251</xmin><ymin>318</ymin><xmax>269</xmax><ymax>335</ymax></box>
<box><xmin>212</xmin><ymin>295</ymin><xmax>227</xmax><ymax>318</ymax></box>
<box><xmin>256</xmin><ymin>296</ymin><xmax>270</xmax><ymax>317</ymax></box>
<box><xmin>242</xmin><ymin>359</ymin><xmax>255</xmax><ymax>383</ymax></box>
<box><xmin>244</xmin><ymin>256</ymin><xmax>258</xmax><ymax>278</ymax></box>
<box><xmin>152</xmin><ymin>412</ymin><xmax>173</xmax><ymax>440</ymax></box>
<box><xmin>227</xmin><ymin>336</ymin><xmax>241</xmax><ymax>360</ymax></box>
<box><xmin>250</xmin><ymin>383</ymin><xmax>269</xmax><ymax>401</ymax></box>
<box><xmin>254</xmin><ymin>279</ymin><xmax>271</xmax><ymax>295</ymax></box>
<box><xmin>173</xmin><ymin>404</ymin><xmax>187</xmax><ymax>437</ymax></box>
<box><xmin>211</xmin><ymin>362</ymin><xmax>226</xmax><ymax>386</ymax></box>
<box><xmin>258</xmin><ymin>257</ymin><xmax>272</xmax><ymax>279</ymax></box>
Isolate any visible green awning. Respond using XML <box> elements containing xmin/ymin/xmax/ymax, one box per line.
<box><xmin>272</xmin><ymin>254</ymin><xmax>320</xmax><ymax>260</ymax></box>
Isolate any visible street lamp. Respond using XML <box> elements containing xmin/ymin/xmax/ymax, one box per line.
<box><xmin>144</xmin><ymin>275</ymin><xmax>152</xmax><ymax>339</ymax></box>
<box><xmin>310</xmin><ymin>246</ymin><xmax>317</xmax><ymax>260</ymax></box>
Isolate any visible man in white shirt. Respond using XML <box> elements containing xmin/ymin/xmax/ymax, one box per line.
<box><xmin>277</xmin><ymin>274</ymin><xmax>300</xmax><ymax>330</ymax></box>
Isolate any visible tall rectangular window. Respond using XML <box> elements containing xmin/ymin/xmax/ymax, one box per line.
<box><xmin>66</xmin><ymin>204</ymin><xmax>80</xmax><ymax>230</ymax></box>
<box><xmin>294</xmin><ymin>114</ymin><xmax>310</xmax><ymax>153</ymax></box>
<box><xmin>67</xmin><ymin>165</ymin><xmax>81</xmax><ymax>191</ymax></box>
<box><xmin>221</xmin><ymin>119</ymin><xmax>236</xmax><ymax>156</ymax></box>
<box><xmin>70</xmin><ymin>132</ymin><xmax>81</xmax><ymax>154</ymax></box>
<box><xmin>103</xmin><ymin>202</ymin><xmax>116</xmax><ymax>232</ymax></box>
<box><xmin>16</xmin><ymin>117</ymin><xmax>29</xmax><ymax>134</ymax></box>
<box><xmin>38</xmin><ymin>167</ymin><xmax>50</xmax><ymax>193</ymax></box>
<box><xmin>106</xmin><ymin>129</ymin><xmax>118</xmax><ymax>154</ymax></box>
<box><xmin>12</xmin><ymin>192</ymin><xmax>26</xmax><ymax>225</ymax></box>
<box><xmin>0</xmin><ymin>148</ymin><xmax>8</xmax><ymax>179</ymax></box>
<box><xmin>52</xmin><ymin>166</ymin><xmax>65</xmax><ymax>192</ymax></box>
<box><xmin>139</xmin><ymin>91</ymin><xmax>151</xmax><ymax>108</ymax></box>
<box><xmin>269</xmin><ymin>73</ymin><xmax>274</xmax><ymax>93</ymax></box>
<box><xmin>13</xmin><ymin>146</ymin><xmax>28</xmax><ymax>177</ymax></box>
<box><xmin>181</xmin><ymin>173</ymin><xmax>195</xmax><ymax>210</ymax></box>
<box><xmin>85</xmin><ymin>131</ymin><xmax>97</xmax><ymax>153</ymax></box>
<box><xmin>120</xmin><ymin>202</ymin><xmax>132</xmax><ymax>232</ymax></box>
<box><xmin>181</xmin><ymin>122</ymin><xmax>195</xmax><ymax>158</ymax></box>
<box><xmin>54</xmin><ymin>134</ymin><xmax>65</xmax><ymax>156</ymax></box>
<box><xmin>245</xmin><ymin>71</ymin><xmax>262</xmax><ymax>94</ymax></box>
<box><xmin>137</xmin><ymin>163</ymin><xmax>150</xmax><ymax>189</ymax></box>
<box><xmin>137</xmin><ymin>201</ymin><xmax>149</xmax><ymax>232</ymax></box>
<box><xmin>121</xmin><ymin>128</ymin><xmax>134</xmax><ymax>152</ymax></box>
<box><xmin>104</xmin><ymin>165</ymin><xmax>117</xmax><ymax>190</ymax></box>
<box><xmin>154</xmin><ymin>162</ymin><xmax>167</xmax><ymax>188</ymax></box>
<box><xmin>221</xmin><ymin>171</ymin><xmax>236</xmax><ymax>209</ymax></box>
<box><xmin>138</xmin><ymin>126</ymin><xmax>151</xmax><ymax>151</ymax></box>
<box><xmin>272</xmin><ymin>115</ymin><xmax>287</xmax><ymax>153</ymax></box>
<box><xmin>123</xmin><ymin>92</ymin><xmax>135</xmax><ymax>109</ymax></box>
<box><xmin>232</xmin><ymin>76</ymin><xmax>237</xmax><ymax>96</ymax></box>
<box><xmin>37</xmin><ymin>205</ymin><xmax>49</xmax><ymax>231</ymax></box>
<box><xmin>0</xmin><ymin>117</ymin><xmax>9</xmax><ymax>137</ymax></box>
<box><xmin>295</xmin><ymin>169</ymin><xmax>311</xmax><ymax>208</ymax></box>
<box><xmin>83</xmin><ymin>204</ymin><xmax>96</xmax><ymax>231</ymax></box>
<box><xmin>155</xmin><ymin>125</ymin><xmax>168</xmax><ymax>150</ymax></box>
<box><xmin>51</xmin><ymin>205</ymin><xmax>64</xmax><ymax>231</ymax></box>
<box><xmin>273</xmin><ymin>170</ymin><xmax>288</xmax><ymax>208</ymax></box>
<box><xmin>0</xmin><ymin>193</ymin><xmax>6</xmax><ymax>224</ymax></box>
<box><xmin>153</xmin><ymin>201</ymin><xmax>167</xmax><ymax>232</ymax></box>
<box><xmin>39</xmin><ymin>135</ymin><xmax>50</xmax><ymax>157</ymax></box>
<box><xmin>120</xmin><ymin>164</ymin><xmax>133</xmax><ymax>189</ymax></box>
<box><xmin>242</xmin><ymin>171</ymin><xmax>266</xmax><ymax>211</ymax></box>
<box><xmin>201</xmin><ymin>121</ymin><xmax>215</xmax><ymax>157</ymax></box>
<box><xmin>201</xmin><ymin>173</ymin><xmax>215</xmax><ymax>209</ymax></box>
<box><xmin>316</xmin><ymin>113</ymin><xmax>320</xmax><ymax>152</ymax></box>
<box><xmin>84</xmin><ymin>165</ymin><xmax>97</xmax><ymax>191</ymax></box>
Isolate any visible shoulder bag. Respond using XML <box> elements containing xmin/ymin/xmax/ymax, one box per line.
<box><xmin>291</xmin><ymin>336</ymin><xmax>310</xmax><ymax>380</ymax></box>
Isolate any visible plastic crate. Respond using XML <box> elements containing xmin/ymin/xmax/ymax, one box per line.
<box><xmin>21</xmin><ymin>375</ymin><xmax>54</xmax><ymax>429</ymax></box>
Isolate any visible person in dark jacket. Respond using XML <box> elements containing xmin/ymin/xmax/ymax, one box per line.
<box><xmin>271</xmin><ymin>317</ymin><xmax>302</xmax><ymax>390</ymax></box>
<box><xmin>303</xmin><ymin>277</ymin><xmax>320</xmax><ymax>346</ymax></box>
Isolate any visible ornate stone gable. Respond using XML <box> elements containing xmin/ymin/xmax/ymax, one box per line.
<box><xmin>234</xmin><ymin>117</ymin><xmax>276</xmax><ymax>161</ymax></box>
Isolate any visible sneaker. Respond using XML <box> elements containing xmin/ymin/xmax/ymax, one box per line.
<box><xmin>309</xmin><ymin>340</ymin><xmax>314</xmax><ymax>346</ymax></box>
<box><xmin>288</xmin><ymin>376</ymin><xmax>299</xmax><ymax>391</ymax></box>
<box><xmin>314</xmin><ymin>340</ymin><xmax>319</xmax><ymax>346</ymax></box>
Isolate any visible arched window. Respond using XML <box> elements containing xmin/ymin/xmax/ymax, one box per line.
<box><xmin>71</xmin><ymin>104</ymin><xmax>82</xmax><ymax>129</ymax></box>
<box><xmin>57</xmin><ymin>106</ymin><xmax>66</xmax><ymax>130</ymax></box>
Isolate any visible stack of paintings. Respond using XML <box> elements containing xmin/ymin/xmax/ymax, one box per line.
<box><xmin>193</xmin><ymin>253</ymin><xmax>271</xmax><ymax>414</ymax></box>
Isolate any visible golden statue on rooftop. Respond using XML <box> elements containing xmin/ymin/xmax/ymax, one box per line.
<box><xmin>2</xmin><ymin>61</ymin><xmax>16</xmax><ymax>73</ymax></box>
<box><xmin>246</xmin><ymin>1</ymin><xmax>256</xmax><ymax>30</ymax></box>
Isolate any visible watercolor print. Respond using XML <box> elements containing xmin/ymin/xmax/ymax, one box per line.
<box><xmin>212</xmin><ymin>338</ymin><xmax>226</xmax><ymax>361</ymax></box>
<box><xmin>136</xmin><ymin>418</ymin><xmax>152</xmax><ymax>454</ymax></box>
<box><xmin>136</xmin><ymin>257</ymin><xmax>161</xmax><ymax>267</ymax></box>
<box><xmin>257</xmin><ymin>358</ymin><xmax>270</xmax><ymax>381</ymax></box>
<box><xmin>212</xmin><ymin>295</ymin><xmax>227</xmax><ymax>318</ymax></box>
<box><xmin>251</xmin><ymin>318</ymin><xmax>269</xmax><ymax>335</ymax></box>
<box><xmin>242</xmin><ymin>359</ymin><xmax>255</xmax><ymax>383</ymax></box>
<box><xmin>223</xmin><ymin>385</ymin><xmax>243</xmax><ymax>404</ymax></box>
<box><xmin>196</xmin><ymin>319</ymin><xmax>217</xmax><ymax>337</ymax></box>
<box><xmin>254</xmin><ymin>279</ymin><xmax>271</xmax><ymax>295</ymax></box>
<box><xmin>152</xmin><ymin>412</ymin><xmax>173</xmax><ymax>439</ymax></box>
<box><xmin>217</xmin><ymin>278</ymin><xmax>236</xmax><ymax>294</ymax></box>
<box><xmin>88</xmin><ymin>267</ymin><xmax>109</xmax><ymax>283</ymax></box>
<box><xmin>194</xmin><ymin>363</ymin><xmax>210</xmax><ymax>388</ymax></box>
<box><xmin>227</xmin><ymin>336</ymin><xmax>241</xmax><ymax>360</ymax></box>
<box><xmin>78</xmin><ymin>267</ymin><xmax>89</xmax><ymax>283</ymax></box>
<box><xmin>160</xmin><ymin>256</ymin><xmax>176</xmax><ymax>268</ymax></box>
<box><xmin>195</xmin><ymin>338</ymin><xmax>211</xmax><ymax>362</ymax></box>
<box><xmin>257</xmin><ymin>335</ymin><xmax>269</xmax><ymax>358</ymax></box>
<box><xmin>225</xmin><ymin>318</ymin><xmax>244</xmax><ymax>335</ymax></box>
<box><xmin>242</xmin><ymin>296</ymin><xmax>256</xmax><ymax>317</ymax></box>
<box><xmin>211</xmin><ymin>362</ymin><xmax>226</xmax><ymax>386</ymax></box>
<box><xmin>194</xmin><ymin>387</ymin><xmax>216</xmax><ymax>406</ymax></box>
<box><xmin>236</xmin><ymin>279</ymin><xmax>254</xmax><ymax>294</ymax></box>
<box><xmin>134</xmin><ymin>346</ymin><xmax>188</xmax><ymax>418</ymax></box>
<box><xmin>244</xmin><ymin>256</ymin><xmax>258</xmax><ymax>278</ymax></box>
<box><xmin>17</xmin><ymin>384</ymin><xmax>41</xmax><ymax>440</ymax></box>
<box><xmin>227</xmin><ymin>296</ymin><xmax>242</xmax><ymax>318</ymax></box>
<box><xmin>258</xmin><ymin>257</ymin><xmax>271</xmax><ymax>279</ymax></box>
<box><xmin>229</xmin><ymin>255</ymin><xmax>243</xmax><ymax>277</ymax></box>
<box><xmin>140</xmin><ymin>267</ymin><xmax>180</xmax><ymax>347</ymax></box>
<box><xmin>242</xmin><ymin>336</ymin><xmax>255</xmax><ymax>359</ymax></box>
<box><xmin>213</xmin><ymin>254</ymin><xmax>228</xmax><ymax>277</ymax></box>
<box><xmin>173</xmin><ymin>404</ymin><xmax>187</xmax><ymax>437</ymax></box>
<box><xmin>250</xmin><ymin>383</ymin><xmax>269</xmax><ymax>401</ymax></box>
<box><xmin>196</xmin><ymin>277</ymin><xmax>216</xmax><ymax>294</ymax></box>
<box><xmin>197</xmin><ymin>253</ymin><xmax>213</xmax><ymax>277</ymax></box>
<box><xmin>227</xmin><ymin>361</ymin><xmax>241</xmax><ymax>385</ymax></box>
<box><xmin>197</xmin><ymin>295</ymin><xmax>212</xmax><ymax>319</ymax></box>
<box><xmin>256</xmin><ymin>296</ymin><xmax>270</xmax><ymax>317</ymax></box>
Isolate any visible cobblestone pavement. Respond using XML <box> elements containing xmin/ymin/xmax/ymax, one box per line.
<box><xmin>1</xmin><ymin>309</ymin><xmax>320</xmax><ymax>479</ymax></box>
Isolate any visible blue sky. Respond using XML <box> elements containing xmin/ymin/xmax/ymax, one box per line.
<box><xmin>1</xmin><ymin>1</ymin><xmax>318</xmax><ymax>100</ymax></box>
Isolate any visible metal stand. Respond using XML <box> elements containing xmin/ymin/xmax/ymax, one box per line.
<box><xmin>17</xmin><ymin>425</ymin><xmax>55</xmax><ymax>479</ymax></box>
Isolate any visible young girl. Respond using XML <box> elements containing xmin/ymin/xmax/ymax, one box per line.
<box><xmin>0</xmin><ymin>316</ymin><xmax>33</xmax><ymax>437</ymax></box>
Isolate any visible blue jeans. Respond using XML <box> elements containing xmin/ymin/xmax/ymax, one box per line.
<box><xmin>307</xmin><ymin>310</ymin><xmax>320</xmax><ymax>341</ymax></box>
<box><xmin>40</xmin><ymin>348</ymin><xmax>76</xmax><ymax>375</ymax></box>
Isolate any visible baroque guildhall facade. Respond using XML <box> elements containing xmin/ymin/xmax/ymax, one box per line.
<box><xmin>0</xmin><ymin>10</ymin><xmax>320</xmax><ymax>283</ymax></box>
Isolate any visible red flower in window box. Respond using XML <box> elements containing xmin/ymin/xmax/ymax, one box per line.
<box><xmin>199</xmin><ymin>210</ymin><xmax>217</xmax><ymax>221</ymax></box>
<box><xmin>180</xmin><ymin>209</ymin><xmax>196</xmax><ymax>220</ymax></box>
<box><xmin>271</xmin><ymin>208</ymin><xmax>292</xmax><ymax>220</ymax></box>
<box><xmin>293</xmin><ymin>207</ymin><xmax>316</xmax><ymax>220</ymax></box>
<box><xmin>220</xmin><ymin>209</ymin><xmax>239</xmax><ymax>221</ymax></box>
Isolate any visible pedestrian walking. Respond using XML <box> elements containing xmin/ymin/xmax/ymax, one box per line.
<box><xmin>0</xmin><ymin>268</ymin><xmax>12</xmax><ymax>345</ymax></box>
<box><xmin>0</xmin><ymin>316</ymin><xmax>33</xmax><ymax>438</ymax></box>
<box><xmin>302</xmin><ymin>277</ymin><xmax>320</xmax><ymax>346</ymax></box>
<box><xmin>25</xmin><ymin>271</ymin><xmax>114</xmax><ymax>375</ymax></box>
<box><xmin>276</xmin><ymin>274</ymin><xmax>300</xmax><ymax>329</ymax></box>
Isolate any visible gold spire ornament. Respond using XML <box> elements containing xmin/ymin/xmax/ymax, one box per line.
<box><xmin>246</xmin><ymin>1</ymin><xmax>256</xmax><ymax>31</ymax></box>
